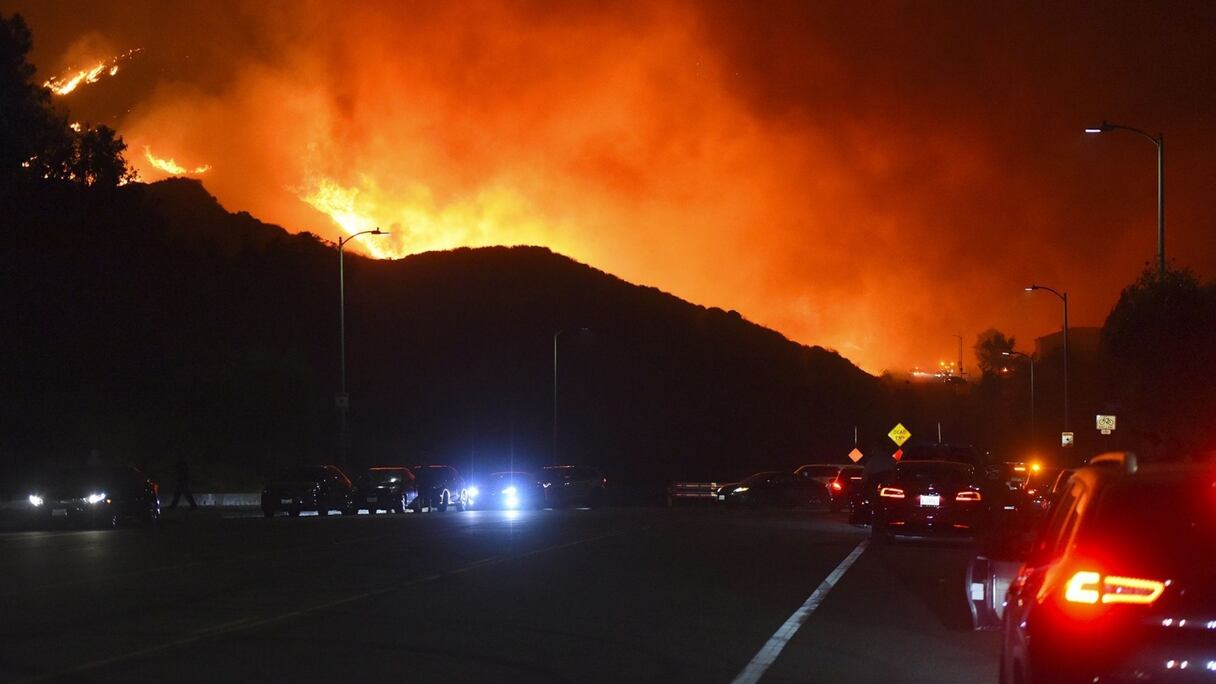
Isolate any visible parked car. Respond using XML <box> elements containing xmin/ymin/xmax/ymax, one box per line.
<box><xmin>352</xmin><ymin>466</ymin><xmax>416</xmax><ymax>514</ymax></box>
<box><xmin>871</xmin><ymin>460</ymin><xmax>987</xmax><ymax>539</ymax></box>
<box><xmin>261</xmin><ymin>465</ymin><xmax>355</xmax><ymax>517</ymax></box>
<box><xmin>539</xmin><ymin>465</ymin><xmax>606</xmax><ymax>508</ymax></box>
<box><xmin>719</xmin><ymin>471</ymin><xmax>819</xmax><ymax>508</ymax></box>
<box><xmin>1001</xmin><ymin>453</ymin><xmax>1216</xmax><ymax>683</ymax></box>
<box><xmin>410</xmin><ymin>464</ymin><xmax>468</xmax><ymax>512</ymax></box>
<box><xmin>471</xmin><ymin>471</ymin><xmax>544</xmax><ymax>510</ymax></box>
<box><xmin>27</xmin><ymin>465</ymin><xmax>160</xmax><ymax>528</ymax></box>
<box><xmin>827</xmin><ymin>465</ymin><xmax>864</xmax><ymax>511</ymax></box>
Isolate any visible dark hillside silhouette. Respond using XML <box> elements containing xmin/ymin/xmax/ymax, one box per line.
<box><xmin>1</xmin><ymin>178</ymin><xmax>890</xmax><ymax>490</ymax></box>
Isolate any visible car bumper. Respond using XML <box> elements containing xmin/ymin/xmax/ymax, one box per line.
<box><xmin>880</xmin><ymin>506</ymin><xmax>984</xmax><ymax>535</ymax></box>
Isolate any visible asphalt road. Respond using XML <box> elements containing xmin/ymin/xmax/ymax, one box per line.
<box><xmin>0</xmin><ymin>507</ymin><xmax>1000</xmax><ymax>683</ymax></box>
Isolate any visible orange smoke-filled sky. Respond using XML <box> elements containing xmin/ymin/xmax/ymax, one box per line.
<box><xmin>8</xmin><ymin>0</ymin><xmax>1216</xmax><ymax>373</ymax></box>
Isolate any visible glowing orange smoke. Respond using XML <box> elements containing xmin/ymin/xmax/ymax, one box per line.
<box><xmin>43</xmin><ymin>48</ymin><xmax>140</xmax><ymax>96</ymax></box>
<box><xmin>143</xmin><ymin>146</ymin><xmax>210</xmax><ymax>176</ymax></box>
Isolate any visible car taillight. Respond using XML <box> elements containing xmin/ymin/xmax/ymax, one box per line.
<box><xmin>831</xmin><ymin>481</ymin><xmax>843</xmax><ymax>491</ymax></box>
<box><xmin>955</xmin><ymin>490</ymin><xmax>982</xmax><ymax>502</ymax></box>
<box><xmin>879</xmin><ymin>486</ymin><xmax>905</xmax><ymax>499</ymax></box>
<box><xmin>1064</xmin><ymin>570</ymin><xmax>1166</xmax><ymax>605</ymax></box>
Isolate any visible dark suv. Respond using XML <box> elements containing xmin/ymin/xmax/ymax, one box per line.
<box><xmin>261</xmin><ymin>465</ymin><xmax>355</xmax><ymax>517</ymax></box>
<box><xmin>409</xmin><ymin>464</ymin><xmax>468</xmax><ymax>512</ymax></box>
<box><xmin>539</xmin><ymin>465</ymin><xmax>606</xmax><ymax>508</ymax></box>
<box><xmin>1001</xmin><ymin>453</ymin><xmax>1216</xmax><ymax>683</ymax></box>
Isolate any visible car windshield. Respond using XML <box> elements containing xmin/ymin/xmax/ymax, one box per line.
<box><xmin>490</xmin><ymin>472</ymin><xmax>533</xmax><ymax>485</ymax></box>
<box><xmin>277</xmin><ymin>467</ymin><xmax>327</xmax><ymax>482</ymax></box>
<box><xmin>742</xmin><ymin>471</ymin><xmax>783</xmax><ymax>485</ymax></box>
<box><xmin>796</xmin><ymin>465</ymin><xmax>839</xmax><ymax>477</ymax></box>
<box><xmin>50</xmin><ymin>467</ymin><xmax>127</xmax><ymax>490</ymax></box>
<box><xmin>362</xmin><ymin>469</ymin><xmax>409</xmax><ymax>484</ymax></box>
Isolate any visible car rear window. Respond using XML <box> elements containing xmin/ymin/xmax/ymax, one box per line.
<box><xmin>895</xmin><ymin>462</ymin><xmax>973</xmax><ymax>484</ymax></box>
<box><xmin>1080</xmin><ymin>473</ymin><xmax>1216</xmax><ymax>571</ymax></box>
<box><xmin>901</xmin><ymin>445</ymin><xmax>980</xmax><ymax>465</ymax></box>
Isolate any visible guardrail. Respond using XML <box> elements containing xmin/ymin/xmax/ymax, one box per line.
<box><xmin>666</xmin><ymin>482</ymin><xmax>720</xmax><ymax>506</ymax></box>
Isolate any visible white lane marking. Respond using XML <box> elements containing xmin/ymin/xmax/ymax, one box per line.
<box><xmin>731</xmin><ymin>538</ymin><xmax>869</xmax><ymax>684</ymax></box>
<box><xmin>12</xmin><ymin>529</ymin><xmax>627</xmax><ymax>684</ymax></box>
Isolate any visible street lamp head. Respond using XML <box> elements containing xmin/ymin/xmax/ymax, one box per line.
<box><xmin>1002</xmin><ymin>351</ymin><xmax>1013</xmax><ymax>357</ymax></box>
<box><xmin>1025</xmin><ymin>285</ymin><xmax>1038</xmax><ymax>292</ymax></box>
<box><xmin>1083</xmin><ymin>121</ymin><xmax>1110</xmax><ymax>134</ymax></box>
<box><xmin>372</xmin><ymin>227</ymin><xmax>388</xmax><ymax>235</ymax></box>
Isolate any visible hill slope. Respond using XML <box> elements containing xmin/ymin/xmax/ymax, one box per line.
<box><xmin>1</xmin><ymin>178</ymin><xmax>886</xmax><ymax>487</ymax></box>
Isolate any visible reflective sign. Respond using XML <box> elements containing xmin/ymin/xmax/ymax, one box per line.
<box><xmin>1096</xmin><ymin>415</ymin><xmax>1116</xmax><ymax>435</ymax></box>
<box><xmin>892</xmin><ymin>448</ymin><xmax>903</xmax><ymax>462</ymax></box>
<box><xmin>848</xmin><ymin>448</ymin><xmax>863</xmax><ymax>463</ymax></box>
<box><xmin>888</xmin><ymin>423</ymin><xmax>911</xmax><ymax>447</ymax></box>
<box><xmin>1061</xmin><ymin>432</ymin><xmax>1074</xmax><ymax>447</ymax></box>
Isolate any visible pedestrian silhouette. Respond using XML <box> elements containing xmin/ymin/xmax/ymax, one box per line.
<box><xmin>168</xmin><ymin>454</ymin><xmax>198</xmax><ymax>509</ymax></box>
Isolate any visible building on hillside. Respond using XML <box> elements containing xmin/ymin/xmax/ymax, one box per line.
<box><xmin>1035</xmin><ymin>326</ymin><xmax>1101</xmax><ymax>358</ymax></box>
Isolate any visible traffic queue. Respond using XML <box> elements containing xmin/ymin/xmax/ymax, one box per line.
<box><xmin>11</xmin><ymin>462</ymin><xmax>608</xmax><ymax>529</ymax></box>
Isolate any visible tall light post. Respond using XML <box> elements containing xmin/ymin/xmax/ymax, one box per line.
<box><xmin>1084</xmin><ymin>121</ymin><xmax>1165</xmax><ymax>276</ymax></box>
<box><xmin>1026</xmin><ymin>284</ymin><xmax>1069</xmax><ymax>436</ymax></box>
<box><xmin>1003</xmin><ymin>350</ymin><xmax>1035</xmax><ymax>449</ymax></box>
<box><xmin>337</xmin><ymin>228</ymin><xmax>389</xmax><ymax>468</ymax></box>
<box><xmin>553</xmin><ymin>327</ymin><xmax>589</xmax><ymax>465</ymax></box>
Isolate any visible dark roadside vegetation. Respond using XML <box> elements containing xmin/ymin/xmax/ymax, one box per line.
<box><xmin>2</xmin><ymin>13</ymin><xmax>1214</xmax><ymax>502</ymax></box>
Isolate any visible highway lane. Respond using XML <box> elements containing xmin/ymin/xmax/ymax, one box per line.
<box><xmin>0</xmin><ymin>508</ymin><xmax>1000</xmax><ymax>683</ymax></box>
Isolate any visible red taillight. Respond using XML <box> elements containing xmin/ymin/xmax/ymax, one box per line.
<box><xmin>1064</xmin><ymin>570</ymin><xmax>1166</xmax><ymax>605</ymax></box>
<box><xmin>831</xmin><ymin>481</ymin><xmax>843</xmax><ymax>491</ymax></box>
<box><xmin>879</xmin><ymin>486</ymin><xmax>905</xmax><ymax>499</ymax></box>
<box><xmin>955</xmin><ymin>490</ymin><xmax>982</xmax><ymax>502</ymax></box>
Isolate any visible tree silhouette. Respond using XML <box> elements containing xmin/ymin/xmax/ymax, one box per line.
<box><xmin>973</xmin><ymin>328</ymin><xmax>1016</xmax><ymax>377</ymax></box>
<box><xmin>0</xmin><ymin>13</ymin><xmax>135</xmax><ymax>187</ymax></box>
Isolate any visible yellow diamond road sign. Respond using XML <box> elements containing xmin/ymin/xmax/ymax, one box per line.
<box><xmin>888</xmin><ymin>423</ymin><xmax>911</xmax><ymax>447</ymax></box>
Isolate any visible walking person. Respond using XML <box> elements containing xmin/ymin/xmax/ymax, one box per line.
<box><xmin>168</xmin><ymin>454</ymin><xmax>198</xmax><ymax>510</ymax></box>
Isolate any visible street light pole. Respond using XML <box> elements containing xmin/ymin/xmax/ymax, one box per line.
<box><xmin>1085</xmin><ymin>121</ymin><xmax>1165</xmax><ymax>276</ymax></box>
<box><xmin>337</xmin><ymin>228</ymin><xmax>389</xmax><ymax>469</ymax></box>
<box><xmin>1004</xmin><ymin>350</ymin><xmax>1035</xmax><ymax>449</ymax></box>
<box><xmin>1026</xmin><ymin>285</ymin><xmax>1069</xmax><ymax>436</ymax></box>
<box><xmin>552</xmin><ymin>327</ymin><xmax>589</xmax><ymax>465</ymax></box>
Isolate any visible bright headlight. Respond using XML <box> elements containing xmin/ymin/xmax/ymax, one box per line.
<box><xmin>466</xmin><ymin>486</ymin><xmax>480</xmax><ymax>499</ymax></box>
<box><xmin>28</xmin><ymin>494</ymin><xmax>44</xmax><ymax>507</ymax></box>
<box><xmin>504</xmin><ymin>494</ymin><xmax>520</xmax><ymax>509</ymax></box>
<box><xmin>732</xmin><ymin>486</ymin><xmax>749</xmax><ymax>493</ymax></box>
<box><xmin>502</xmin><ymin>486</ymin><xmax>517</xmax><ymax>496</ymax></box>
<box><xmin>86</xmin><ymin>492</ymin><xmax>107</xmax><ymax>504</ymax></box>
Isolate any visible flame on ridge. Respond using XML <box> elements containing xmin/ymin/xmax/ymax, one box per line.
<box><xmin>297</xmin><ymin>177</ymin><xmax>394</xmax><ymax>259</ymax></box>
<box><xmin>144</xmin><ymin>146</ymin><xmax>211</xmax><ymax>175</ymax></box>
<box><xmin>44</xmin><ymin>48</ymin><xmax>141</xmax><ymax>96</ymax></box>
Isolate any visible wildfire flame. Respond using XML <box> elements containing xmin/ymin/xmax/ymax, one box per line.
<box><xmin>144</xmin><ymin>146</ymin><xmax>211</xmax><ymax>175</ymax></box>
<box><xmin>44</xmin><ymin>48</ymin><xmax>141</xmax><ymax>96</ymax></box>
<box><xmin>296</xmin><ymin>178</ymin><xmax>394</xmax><ymax>259</ymax></box>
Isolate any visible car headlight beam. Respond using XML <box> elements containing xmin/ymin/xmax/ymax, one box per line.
<box><xmin>28</xmin><ymin>494</ymin><xmax>44</xmax><ymax>507</ymax></box>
